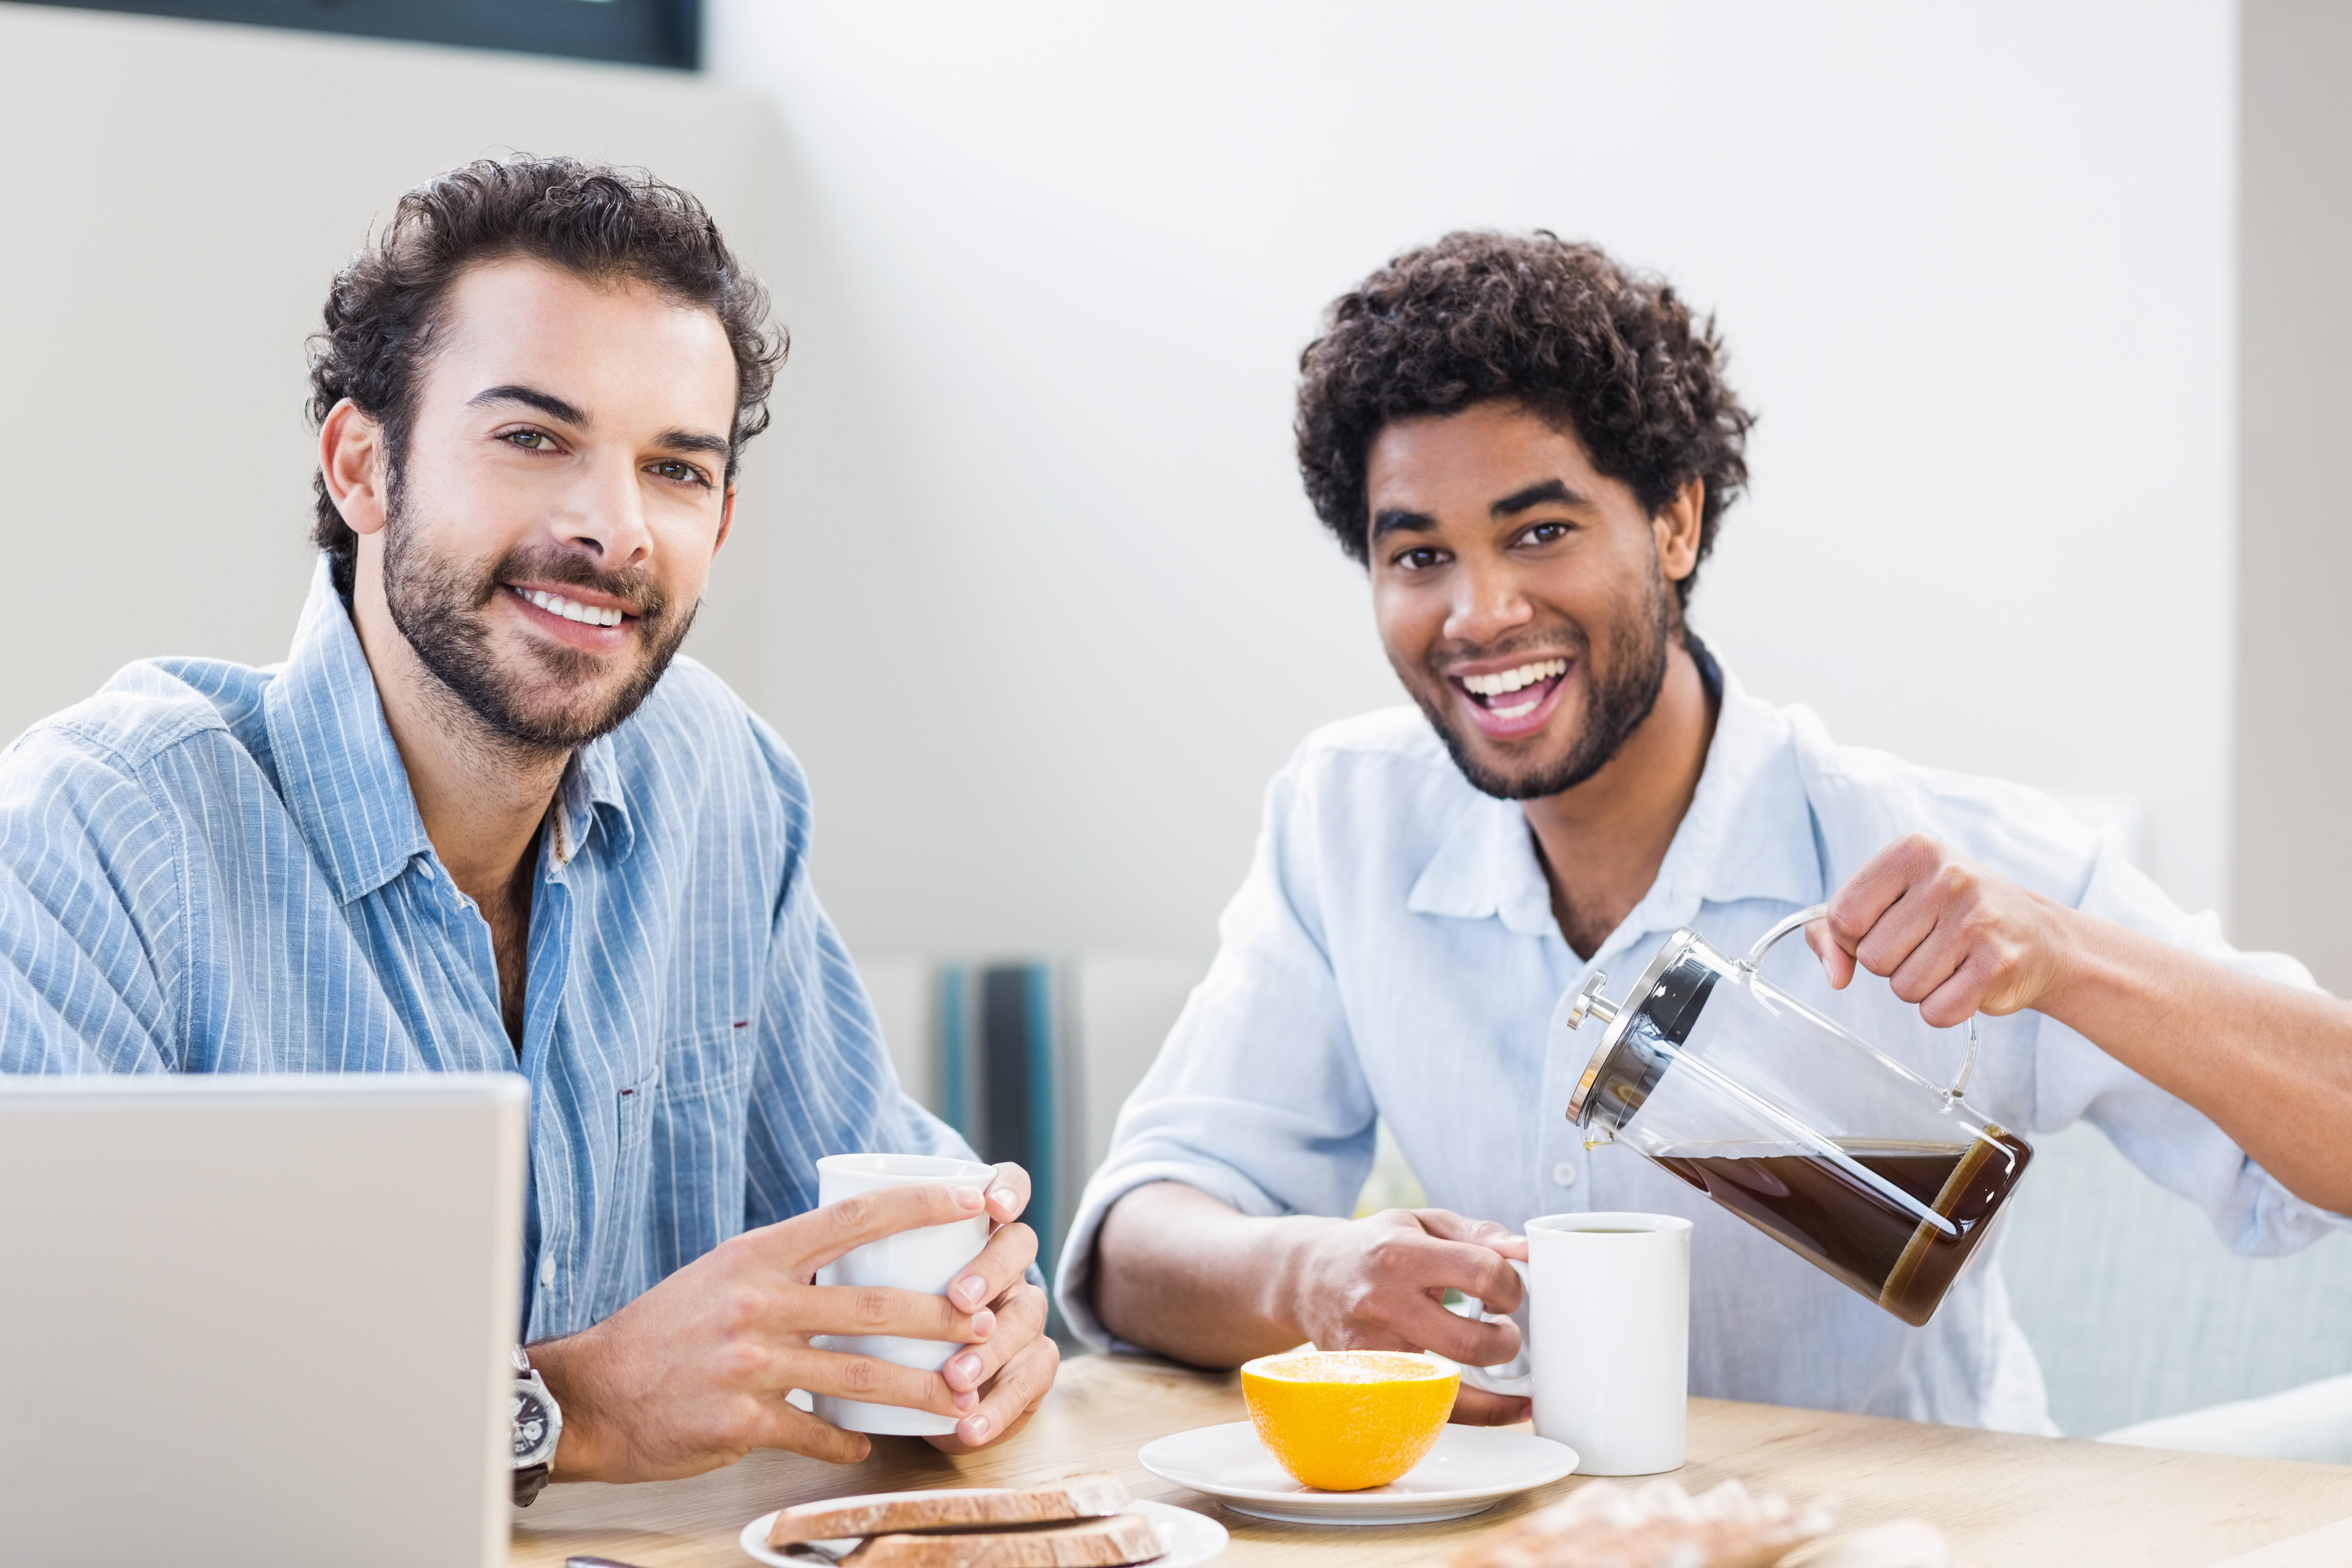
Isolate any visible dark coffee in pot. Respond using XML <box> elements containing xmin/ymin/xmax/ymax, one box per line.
<box><xmin>1650</xmin><ymin>1130</ymin><xmax>2031</xmax><ymax>1327</ymax></box>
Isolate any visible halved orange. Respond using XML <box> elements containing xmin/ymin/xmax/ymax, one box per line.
<box><xmin>1239</xmin><ymin>1349</ymin><xmax>1459</xmax><ymax>1491</ymax></box>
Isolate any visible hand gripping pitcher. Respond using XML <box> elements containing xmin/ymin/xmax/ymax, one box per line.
<box><xmin>1558</xmin><ymin>904</ymin><xmax>2033</xmax><ymax>1326</ymax></box>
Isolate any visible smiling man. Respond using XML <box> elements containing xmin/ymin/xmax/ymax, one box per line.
<box><xmin>1058</xmin><ymin>231</ymin><xmax>2352</xmax><ymax>1433</ymax></box>
<box><xmin>0</xmin><ymin>159</ymin><xmax>1056</xmax><ymax>1493</ymax></box>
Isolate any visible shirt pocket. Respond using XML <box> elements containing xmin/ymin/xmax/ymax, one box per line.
<box><xmin>645</xmin><ymin>1021</ymin><xmax>756</xmax><ymax>1281</ymax></box>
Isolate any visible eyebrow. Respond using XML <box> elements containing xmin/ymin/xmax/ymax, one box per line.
<box><xmin>468</xmin><ymin>383</ymin><xmax>589</xmax><ymax>425</ymax></box>
<box><xmin>650</xmin><ymin>427</ymin><xmax>732</xmax><ymax>459</ymax></box>
<box><xmin>1492</xmin><ymin>479</ymin><xmax>1590</xmax><ymax>516</ymax></box>
<box><xmin>1370</xmin><ymin>508</ymin><xmax>1438</xmax><ymax>543</ymax></box>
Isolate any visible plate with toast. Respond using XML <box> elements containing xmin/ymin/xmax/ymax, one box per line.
<box><xmin>740</xmin><ymin>1472</ymin><xmax>1226</xmax><ymax>1566</ymax></box>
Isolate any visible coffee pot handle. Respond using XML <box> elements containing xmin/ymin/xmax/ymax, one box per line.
<box><xmin>1738</xmin><ymin>902</ymin><xmax>1980</xmax><ymax>1102</ymax></box>
<box><xmin>1739</xmin><ymin>902</ymin><xmax>1833</xmax><ymax>970</ymax></box>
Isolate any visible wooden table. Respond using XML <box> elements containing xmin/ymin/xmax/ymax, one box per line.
<box><xmin>513</xmin><ymin>1353</ymin><xmax>2352</xmax><ymax>1568</ymax></box>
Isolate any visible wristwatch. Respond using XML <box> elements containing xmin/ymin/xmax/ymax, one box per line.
<box><xmin>511</xmin><ymin>1345</ymin><xmax>561</xmax><ymax>1506</ymax></box>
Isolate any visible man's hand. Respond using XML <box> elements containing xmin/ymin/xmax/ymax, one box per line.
<box><xmin>1287</xmin><ymin>1207</ymin><xmax>1532</xmax><ymax>1425</ymax></box>
<box><xmin>529</xmin><ymin>1161</ymin><xmax>1051</xmax><ymax>1482</ymax></box>
<box><xmin>1807</xmin><ymin>833</ymin><xmax>2073</xmax><ymax>1027</ymax></box>
<box><xmin>925</xmin><ymin>1163</ymin><xmax>1059</xmax><ymax>1455</ymax></box>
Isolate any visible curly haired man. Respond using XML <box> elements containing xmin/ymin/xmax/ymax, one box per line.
<box><xmin>1058</xmin><ymin>232</ymin><xmax>2352</xmax><ymax>1433</ymax></box>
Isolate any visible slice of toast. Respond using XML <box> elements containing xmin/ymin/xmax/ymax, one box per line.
<box><xmin>768</xmin><ymin>1474</ymin><xmax>1131</xmax><ymax>1548</ymax></box>
<box><xmin>845</xmin><ymin>1514</ymin><xmax>1167</xmax><ymax>1567</ymax></box>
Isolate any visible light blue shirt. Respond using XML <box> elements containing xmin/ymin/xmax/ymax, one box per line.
<box><xmin>1056</xmin><ymin>668</ymin><xmax>2348</xmax><ymax>1431</ymax></box>
<box><xmin>0</xmin><ymin>561</ymin><xmax>970</xmax><ymax>1341</ymax></box>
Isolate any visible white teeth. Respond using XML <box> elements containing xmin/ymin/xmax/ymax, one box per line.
<box><xmin>1490</xmin><ymin>697</ymin><xmax>1541</xmax><ymax>719</ymax></box>
<box><xmin>518</xmin><ymin>588</ymin><xmax>622</xmax><ymax>627</ymax></box>
<box><xmin>1461</xmin><ymin>658</ymin><xmax>1568</xmax><ymax>696</ymax></box>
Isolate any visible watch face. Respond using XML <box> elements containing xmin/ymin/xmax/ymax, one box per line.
<box><xmin>512</xmin><ymin>1389</ymin><xmax>552</xmax><ymax>1462</ymax></box>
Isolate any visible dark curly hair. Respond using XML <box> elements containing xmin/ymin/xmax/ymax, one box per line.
<box><xmin>306</xmin><ymin>156</ymin><xmax>787</xmax><ymax>597</ymax></box>
<box><xmin>1295</xmin><ymin>230</ymin><xmax>1753</xmax><ymax>608</ymax></box>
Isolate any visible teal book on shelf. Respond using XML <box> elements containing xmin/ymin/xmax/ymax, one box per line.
<box><xmin>935</xmin><ymin>960</ymin><xmax>1081</xmax><ymax>1323</ymax></box>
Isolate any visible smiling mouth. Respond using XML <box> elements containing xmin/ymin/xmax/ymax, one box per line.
<box><xmin>506</xmin><ymin>584</ymin><xmax>633</xmax><ymax>630</ymax></box>
<box><xmin>1452</xmin><ymin>657</ymin><xmax>1570</xmax><ymax>722</ymax></box>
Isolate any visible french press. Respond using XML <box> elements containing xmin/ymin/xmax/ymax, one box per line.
<box><xmin>1557</xmin><ymin>904</ymin><xmax>2033</xmax><ymax>1327</ymax></box>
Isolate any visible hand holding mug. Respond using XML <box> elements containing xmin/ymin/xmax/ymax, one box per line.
<box><xmin>1286</xmin><ymin>1206</ymin><xmax>1532</xmax><ymax>1425</ymax></box>
<box><xmin>526</xmin><ymin>1154</ymin><xmax>1051</xmax><ymax>1481</ymax></box>
<box><xmin>1459</xmin><ymin>1212</ymin><xmax>1692</xmax><ymax>1476</ymax></box>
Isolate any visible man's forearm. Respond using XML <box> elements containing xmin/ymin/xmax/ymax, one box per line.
<box><xmin>1091</xmin><ymin>1182</ymin><xmax>1332</xmax><ymax>1366</ymax></box>
<box><xmin>2038</xmin><ymin>900</ymin><xmax>2352</xmax><ymax>1214</ymax></box>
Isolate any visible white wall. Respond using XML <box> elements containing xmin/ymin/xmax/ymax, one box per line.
<box><xmin>2236</xmin><ymin>0</ymin><xmax>2352</xmax><ymax>993</ymax></box>
<box><xmin>0</xmin><ymin>5</ymin><xmax>778</xmax><ymax>750</ymax></box>
<box><xmin>0</xmin><ymin>3</ymin><xmax>2243</xmax><ymax>978</ymax></box>
<box><xmin>709</xmin><ymin>0</ymin><xmax>2240</xmax><ymax>962</ymax></box>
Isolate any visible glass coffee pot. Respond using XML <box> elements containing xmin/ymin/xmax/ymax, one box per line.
<box><xmin>1557</xmin><ymin>904</ymin><xmax>2033</xmax><ymax>1327</ymax></box>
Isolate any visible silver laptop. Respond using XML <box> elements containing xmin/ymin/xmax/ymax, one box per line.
<box><xmin>0</xmin><ymin>1073</ymin><xmax>528</xmax><ymax>1568</ymax></box>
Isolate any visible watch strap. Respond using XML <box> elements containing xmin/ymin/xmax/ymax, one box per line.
<box><xmin>513</xmin><ymin>1461</ymin><xmax>552</xmax><ymax>1507</ymax></box>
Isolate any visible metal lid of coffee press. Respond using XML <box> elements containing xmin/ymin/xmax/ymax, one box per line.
<box><xmin>1559</xmin><ymin>928</ymin><xmax>1726</xmax><ymax>1129</ymax></box>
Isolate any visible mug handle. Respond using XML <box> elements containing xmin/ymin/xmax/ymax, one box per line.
<box><xmin>1453</xmin><ymin>1261</ymin><xmax>1533</xmax><ymax>1396</ymax></box>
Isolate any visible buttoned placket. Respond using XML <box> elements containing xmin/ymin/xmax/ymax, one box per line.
<box><xmin>518</xmin><ymin>777</ymin><xmax>590</xmax><ymax>1336</ymax></box>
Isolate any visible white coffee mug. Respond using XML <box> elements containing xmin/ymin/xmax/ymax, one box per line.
<box><xmin>809</xmin><ymin>1152</ymin><xmax>994</xmax><ymax>1436</ymax></box>
<box><xmin>1460</xmin><ymin>1211</ymin><xmax>1691</xmax><ymax>1475</ymax></box>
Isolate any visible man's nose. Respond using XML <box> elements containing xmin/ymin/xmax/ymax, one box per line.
<box><xmin>1443</xmin><ymin>554</ymin><xmax>1535</xmax><ymax>644</ymax></box>
<box><xmin>552</xmin><ymin>451</ymin><xmax>653</xmax><ymax>568</ymax></box>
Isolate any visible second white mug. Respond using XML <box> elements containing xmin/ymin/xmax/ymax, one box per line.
<box><xmin>1460</xmin><ymin>1210</ymin><xmax>1691</xmax><ymax>1475</ymax></box>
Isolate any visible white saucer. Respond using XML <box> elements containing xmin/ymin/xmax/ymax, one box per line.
<box><xmin>1136</xmin><ymin>1421</ymin><xmax>1578</xmax><ymax>1526</ymax></box>
<box><xmin>737</xmin><ymin>1496</ymin><xmax>1228</xmax><ymax>1565</ymax></box>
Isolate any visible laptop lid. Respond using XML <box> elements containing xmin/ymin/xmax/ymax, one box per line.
<box><xmin>0</xmin><ymin>1073</ymin><xmax>528</xmax><ymax>1568</ymax></box>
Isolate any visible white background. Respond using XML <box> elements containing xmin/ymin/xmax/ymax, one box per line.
<box><xmin>0</xmin><ymin>0</ymin><xmax>2236</xmax><ymax>969</ymax></box>
<box><xmin>709</xmin><ymin>0</ymin><xmax>2237</xmax><ymax>956</ymax></box>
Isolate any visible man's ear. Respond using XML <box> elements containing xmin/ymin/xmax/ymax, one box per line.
<box><xmin>318</xmin><ymin>398</ymin><xmax>390</xmax><ymax>537</ymax></box>
<box><xmin>1654</xmin><ymin>478</ymin><xmax>1706</xmax><ymax>584</ymax></box>
<box><xmin>713</xmin><ymin>486</ymin><xmax>736</xmax><ymax>556</ymax></box>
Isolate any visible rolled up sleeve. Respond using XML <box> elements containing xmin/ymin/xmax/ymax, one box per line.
<box><xmin>1054</xmin><ymin>754</ymin><xmax>1379</xmax><ymax>1351</ymax></box>
<box><xmin>2029</xmin><ymin>829</ymin><xmax>2352</xmax><ymax>1253</ymax></box>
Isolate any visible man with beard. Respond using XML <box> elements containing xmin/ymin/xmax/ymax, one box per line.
<box><xmin>1056</xmin><ymin>232</ymin><xmax>2352</xmax><ymax>1432</ymax></box>
<box><xmin>0</xmin><ymin>159</ymin><xmax>1057</xmax><ymax>1491</ymax></box>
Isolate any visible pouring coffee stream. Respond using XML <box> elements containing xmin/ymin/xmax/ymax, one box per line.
<box><xmin>1555</xmin><ymin>904</ymin><xmax>2031</xmax><ymax>1327</ymax></box>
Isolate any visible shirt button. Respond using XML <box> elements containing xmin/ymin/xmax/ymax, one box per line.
<box><xmin>538</xmin><ymin>1256</ymin><xmax>556</xmax><ymax>1287</ymax></box>
<box><xmin>1551</xmin><ymin>1161</ymin><xmax>1580</xmax><ymax>1188</ymax></box>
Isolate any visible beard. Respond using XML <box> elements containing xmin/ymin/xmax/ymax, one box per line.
<box><xmin>380</xmin><ymin>487</ymin><xmax>697</xmax><ymax>755</ymax></box>
<box><xmin>1405</xmin><ymin>558</ymin><xmax>1676</xmax><ymax>802</ymax></box>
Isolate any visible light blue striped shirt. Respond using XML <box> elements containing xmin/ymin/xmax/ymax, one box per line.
<box><xmin>0</xmin><ymin>560</ymin><xmax>971</xmax><ymax>1341</ymax></box>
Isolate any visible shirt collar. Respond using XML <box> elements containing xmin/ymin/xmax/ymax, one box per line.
<box><xmin>1406</xmin><ymin>658</ymin><xmax>1825</xmax><ymax>942</ymax></box>
<box><xmin>554</xmin><ymin>732</ymin><xmax>635</xmax><ymax>869</ymax></box>
<box><xmin>262</xmin><ymin>558</ymin><xmax>638</xmax><ymax>901</ymax></box>
<box><xmin>262</xmin><ymin>559</ymin><xmax>434</xmax><ymax>905</ymax></box>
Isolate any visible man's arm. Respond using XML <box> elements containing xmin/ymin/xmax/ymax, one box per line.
<box><xmin>529</xmin><ymin>1177</ymin><xmax>1038</xmax><ymax>1480</ymax></box>
<box><xmin>1094</xmin><ymin>1181</ymin><xmax>1535</xmax><ymax>1424</ymax></box>
<box><xmin>1811</xmin><ymin>833</ymin><xmax>2352</xmax><ymax>1215</ymax></box>
<box><xmin>0</xmin><ymin>731</ymin><xmax>181</xmax><ymax>1073</ymax></box>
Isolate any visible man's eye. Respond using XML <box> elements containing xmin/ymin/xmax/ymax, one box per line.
<box><xmin>652</xmin><ymin>460</ymin><xmax>709</xmax><ymax>486</ymax></box>
<box><xmin>1522</xmin><ymin>522</ymin><xmax>1570</xmax><ymax>545</ymax></box>
<box><xmin>504</xmin><ymin>430</ymin><xmax>555</xmax><ymax>451</ymax></box>
<box><xmin>1394</xmin><ymin>547</ymin><xmax>1447</xmax><ymax>571</ymax></box>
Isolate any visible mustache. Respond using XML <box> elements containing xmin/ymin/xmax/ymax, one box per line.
<box><xmin>1426</xmin><ymin>630</ymin><xmax>1588</xmax><ymax>673</ymax></box>
<box><xmin>483</xmin><ymin>547</ymin><xmax>666</xmax><ymax>621</ymax></box>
